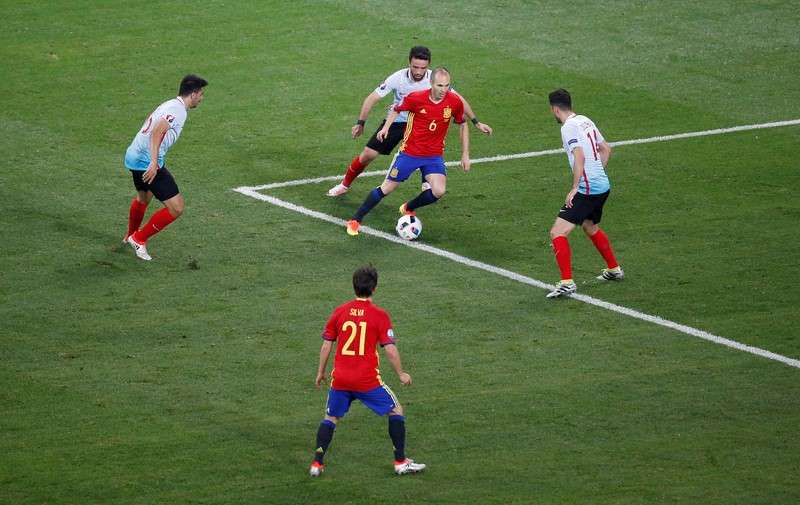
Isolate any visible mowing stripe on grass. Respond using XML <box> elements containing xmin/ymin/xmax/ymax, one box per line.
<box><xmin>232</xmin><ymin>186</ymin><xmax>800</xmax><ymax>370</ymax></box>
<box><xmin>245</xmin><ymin>118</ymin><xmax>800</xmax><ymax>191</ymax></box>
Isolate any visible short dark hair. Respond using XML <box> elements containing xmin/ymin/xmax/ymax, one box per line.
<box><xmin>179</xmin><ymin>74</ymin><xmax>208</xmax><ymax>96</ymax></box>
<box><xmin>409</xmin><ymin>46</ymin><xmax>431</xmax><ymax>62</ymax></box>
<box><xmin>549</xmin><ymin>88</ymin><xmax>572</xmax><ymax>110</ymax></box>
<box><xmin>352</xmin><ymin>265</ymin><xmax>378</xmax><ymax>298</ymax></box>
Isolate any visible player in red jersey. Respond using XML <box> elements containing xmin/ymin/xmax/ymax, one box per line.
<box><xmin>345</xmin><ymin>67</ymin><xmax>471</xmax><ymax>236</ymax></box>
<box><xmin>309</xmin><ymin>266</ymin><xmax>425</xmax><ymax>477</ymax></box>
<box><xmin>326</xmin><ymin>46</ymin><xmax>491</xmax><ymax>197</ymax></box>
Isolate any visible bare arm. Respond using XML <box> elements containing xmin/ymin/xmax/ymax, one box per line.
<box><xmin>452</xmin><ymin>91</ymin><xmax>492</xmax><ymax>135</ymax></box>
<box><xmin>376</xmin><ymin>109</ymin><xmax>401</xmax><ymax>141</ymax></box>
<box><xmin>315</xmin><ymin>340</ymin><xmax>334</xmax><ymax>388</ymax></box>
<box><xmin>597</xmin><ymin>142</ymin><xmax>612</xmax><ymax>168</ymax></box>
<box><xmin>352</xmin><ymin>91</ymin><xmax>384</xmax><ymax>139</ymax></box>
<box><xmin>143</xmin><ymin>118</ymin><xmax>170</xmax><ymax>184</ymax></box>
<box><xmin>382</xmin><ymin>344</ymin><xmax>411</xmax><ymax>385</ymax></box>
<box><xmin>459</xmin><ymin>121</ymin><xmax>470</xmax><ymax>172</ymax></box>
<box><xmin>566</xmin><ymin>147</ymin><xmax>585</xmax><ymax>208</ymax></box>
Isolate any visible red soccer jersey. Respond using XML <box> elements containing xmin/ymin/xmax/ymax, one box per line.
<box><xmin>394</xmin><ymin>89</ymin><xmax>465</xmax><ymax>157</ymax></box>
<box><xmin>322</xmin><ymin>298</ymin><xmax>396</xmax><ymax>392</ymax></box>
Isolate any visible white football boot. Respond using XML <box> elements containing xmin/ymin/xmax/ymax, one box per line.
<box><xmin>546</xmin><ymin>280</ymin><xmax>576</xmax><ymax>298</ymax></box>
<box><xmin>597</xmin><ymin>267</ymin><xmax>625</xmax><ymax>281</ymax></box>
<box><xmin>127</xmin><ymin>236</ymin><xmax>152</xmax><ymax>261</ymax></box>
<box><xmin>394</xmin><ymin>458</ymin><xmax>426</xmax><ymax>475</ymax></box>
<box><xmin>327</xmin><ymin>183</ymin><xmax>350</xmax><ymax>197</ymax></box>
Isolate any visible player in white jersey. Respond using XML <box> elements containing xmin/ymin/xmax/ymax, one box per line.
<box><xmin>327</xmin><ymin>46</ymin><xmax>492</xmax><ymax>197</ymax></box>
<box><xmin>122</xmin><ymin>74</ymin><xmax>207</xmax><ymax>261</ymax></box>
<box><xmin>546</xmin><ymin>89</ymin><xmax>623</xmax><ymax>298</ymax></box>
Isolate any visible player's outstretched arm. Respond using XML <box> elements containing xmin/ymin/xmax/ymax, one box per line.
<box><xmin>376</xmin><ymin>110</ymin><xmax>400</xmax><ymax>142</ymax></box>
<box><xmin>473</xmin><ymin>120</ymin><xmax>493</xmax><ymax>135</ymax></box>
<box><xmin>315</xmin><ymin>340</ymin><xmax>334</xmax><ymax>388</ymax></box>
<box><xmin>352</xmin><ymin>92</ymin><xmax>383</xmax><ymax>139</ymax></box>
<box><xmin>459</xmin><ymin>122</ymin><xmax>471</xmax><ymax>172</ymax></box>
<box><xmin>383</xmin><ymin>344</ymin><xmax>412</xmax><ymax>385</ymax></box>
<box><xmin>453</xmin><ymin>91</ymin><xmax>492</xmax><ymax>135</ymax></box>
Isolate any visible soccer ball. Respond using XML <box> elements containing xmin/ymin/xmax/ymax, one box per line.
<box><xmin>396</xmin><ymin>214</ymin><xmax>422</xmax><ymax>240</ymax></box>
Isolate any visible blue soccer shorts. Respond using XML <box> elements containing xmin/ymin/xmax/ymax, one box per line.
<box><xmin>386</xmin><ymin>152</ymin><xmax>446</xmax><ymax>183</ymax></box>
<box><xmin>326</xmin><ymin>385</ymin><xmax>399</xmax><ymax>417</ymax></box>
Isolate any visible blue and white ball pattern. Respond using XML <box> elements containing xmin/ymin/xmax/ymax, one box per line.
<box><xmin>396</xmin><ymin>215</ymin><xmax>422</xmax><ymax>240</ymax></box>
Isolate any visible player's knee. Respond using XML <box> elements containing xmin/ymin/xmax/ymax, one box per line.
<box><xmin>168</xmin><ymin>203</ymin><xmax>184</xmax><ymax>218</ymax></box>
<box><xmin>170</xmin><ymin>195</ymin><xmax>186</xmax><ymax>215</ymax></box>
<box><xmin>390</xmin><ymin>404</ymin><xmax>403</xmax><ymax>416</ymax></box>
<box><xmin>582</xmin><ymin>222</ymin><xmax>598</xmax><ymax>235</ymax></box>
<box><xmin>431</xmin><ymin>186</ymin><xmax>446</xmax><ymax>199</ymax></box>
<box><xmin>361</xmin><ymin>150</ymin><xmax>378</xmax><ymax>164</ymax></box>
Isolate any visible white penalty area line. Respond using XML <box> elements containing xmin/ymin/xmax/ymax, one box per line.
<box><xmin>246</xmin><ymin>118</ymin><xmax>800</xmax><ymax>191</ymax></box>
<box><xmin>232</xmin><ymin>186</ymin><xmax>800</xmax><ymax>370</ymax></box>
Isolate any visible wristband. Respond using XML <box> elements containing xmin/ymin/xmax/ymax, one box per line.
<box><xmin>355</xmin><ymin>119</ymin><xmax>366</xmax><ymax>126</ymax></box>
<box><xmin>471</xmin><ymin>117</ymin><xmax>479</xmax><ymax>125</ymax></box>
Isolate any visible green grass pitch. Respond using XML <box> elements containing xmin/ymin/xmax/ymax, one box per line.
<box><xmin>2</xmin><ymin>1</ymin><xmax>799</xmax><ymax>503</ymax></box>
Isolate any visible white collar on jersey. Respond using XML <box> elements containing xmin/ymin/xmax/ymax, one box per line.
<box><xmin>176</xmin><ymin>96</ymin><xmax>188</xmax><ymax>109</ymax></box>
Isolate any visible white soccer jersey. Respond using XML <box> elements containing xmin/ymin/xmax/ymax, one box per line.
<box><xmin>373</xmin><ymin>68</ymin><xmax>433</xmax><ymax>123</ymax></box>
<box><xmin>124</xmin><ymin>97</ymin><xmax>188</xmax><ymax>170</ymax></box>
<box><xmin>560</xmin><ymin>114</ymin><xmax>610</xmax><ymax>195</ymax></box>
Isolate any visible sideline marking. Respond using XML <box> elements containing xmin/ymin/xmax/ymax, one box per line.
<box><xmin>232</xmin><ymin>187</ymin><xmax>800</xmax><ymax>370</ymax></box>
<box><xmin>232</xmin><ymin>119</ymin><xmax>800</xmax><ymax>369</ymax></box>
<box><xmin>245</xmin><ymin>118</ymin><xmax>800</xmax><ymax>191</ymax></box>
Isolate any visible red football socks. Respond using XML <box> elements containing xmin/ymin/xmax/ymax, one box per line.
<box><xmin>132</xmin><ymin>207</ymin><xmax>176</xmax><ymax>243</ymax></box>
<box><xmin>589</xmin><ymin>229</ymin><xmax>619</xmax><ymax>269</ymax></box>
<box><xmin>551</xmin><ymin>235</ymin><xmax>572</xmax><ymax>281</ymax></box>
<box><xmin>127</xmin><ymin>199</ymin><xmax>149</xmax><ymax>237</ymax></box>
<box><xmin>342</xmin><ymin>156</ymin><xmax>367</xmax><ymax>187</ymax></box>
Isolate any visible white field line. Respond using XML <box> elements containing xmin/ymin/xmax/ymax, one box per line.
<box><xmin>232</xmin><ymin>187</ymin><xmax>800</xmax><ymax>370</ymax></box>
<box><xmin>246</xmin><ymin>118</ymin><xmax>800</xmax><ymax>191</ymax></box>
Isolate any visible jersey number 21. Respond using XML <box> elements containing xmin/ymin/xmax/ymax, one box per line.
<box><xmin>341</xmin><ymin>321</ymin><xmax>366</xmax><ymax>356</ymax></box>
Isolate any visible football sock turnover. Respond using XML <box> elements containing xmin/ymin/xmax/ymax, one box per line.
<box><xmin>127</xmin><ymin>198</ymin><xmax>149</xmax><ymax>237</ymax></box>
<box><xmin>133</xmin><ymin>207</ymin><xmax>176</xmax><ymax>243</ymax></box>
<box><xmin>314</xmin><ymin>419</ymin><xmax>336</xmax><ymax>464</ymax></box>
<box><xmin>353</xmin><ymin>187</ymin><xmax>385</xmax><ymax>221</ymax></box>
<box><xmin>589</xmin><ymin>229</ymin><xmax>619</xmax><ymax>269</ymax></box>
<box><xmin>406</xmin><ymin>189</ymin><xmax>439</xmax><ymax>211</ymax></box>
<box><xmin>388</xmin><ymin>415</ymin><xmax>406</xmax><ymax>462</ymax></box>
<box><xmin>343</xmin><ymin>156</ymin><xmax>366</xmax><ymax>187</ymax></box>
<box><xmin>551</xmin><ymin>235</ymin><xmax>573</xmax><ymax>281</ymax></box>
